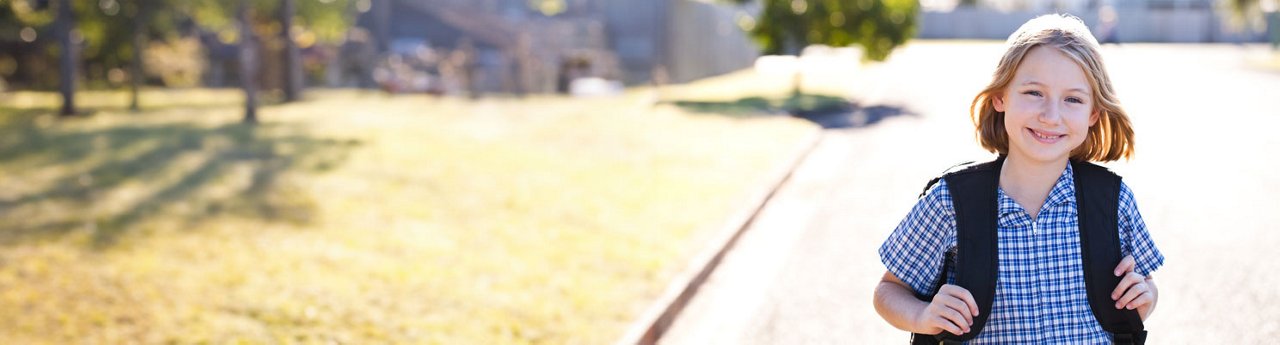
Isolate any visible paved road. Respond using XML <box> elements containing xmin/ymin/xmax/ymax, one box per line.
<box><xmin>659</xmin><ymin>42</ymin><xmax>1280</xmax><ymax>344</ymax></box>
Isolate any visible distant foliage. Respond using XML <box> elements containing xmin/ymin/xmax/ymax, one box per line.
<box><xmin>0</xmin><ymin>0</ymin><xmax>355</xmax><ymax>89</ymax></box>
<box><xmin>1222</xmin><ymin>0</ymin><xmax>1270</xmax><ymax>31</ymax></box>
<box><xmin>144</xmin><ymin>36</ymin><xmax>205</xmax><ymax>87</ymax></box>
<box><xmin>728</xmin><ymin>0</ymin><xmax>919</xmax><ymax>61</ymax></box>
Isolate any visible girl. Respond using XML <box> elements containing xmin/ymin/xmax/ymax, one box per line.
<box><xmin>872</xmin><ymin>14</ymin><xmax>1164</xmax><ymax>343</ymax></box>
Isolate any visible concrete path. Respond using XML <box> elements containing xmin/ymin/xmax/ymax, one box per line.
<box><xmin>658</xmin><ymin>42</ymin><xmax>1280</xmax><ymax>344</ymax></box>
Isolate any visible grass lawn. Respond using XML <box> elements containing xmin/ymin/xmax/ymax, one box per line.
<box><xmin>0</xmin><ymin>78</ymin><xmax>817</xmax><ymax>343</ymax></box>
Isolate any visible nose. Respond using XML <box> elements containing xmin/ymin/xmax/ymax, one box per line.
<box><xmin>1038</xmin><ymin>99</ymin><xmax>1061</xmax><ymax>124</ymax></box>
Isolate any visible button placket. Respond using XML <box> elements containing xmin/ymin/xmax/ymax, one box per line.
<box><xmin>1027</xmin><ymin>213</ymin><xmax>1047</xmax><ymax>339</ymax></box>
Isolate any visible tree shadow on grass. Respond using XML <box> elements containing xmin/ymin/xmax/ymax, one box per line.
<box><xmin>668</xmin><ymin>93</ymin><xmax>917</xmax><ymax>129</ymax></box>
<box><xmin>0</xmin><ymin>109</ymin><xmax>361</xmax><ymax>248</ymax></box>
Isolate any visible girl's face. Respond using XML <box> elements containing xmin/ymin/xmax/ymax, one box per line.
<box><xmin>993</xmin><ymin>45</ymin><xmax>1098</xmax><ymax>165</ymax></box>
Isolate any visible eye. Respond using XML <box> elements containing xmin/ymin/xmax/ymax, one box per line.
<box><xmin>1022</xmin><ymin>90</ymin><xmax>1043</xmax><ymax>97</ymax></box>
<box><xmin>1066</xmin><ymin>96</ymin><xmax>1084</xmax><ymax>104</ymax></box>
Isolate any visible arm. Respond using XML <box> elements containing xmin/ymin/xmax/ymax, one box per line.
<box><xmin>874</xmin><ymin>271</ymin><xmax>978</xmax><ymax>335</ymax></box>
<box><xmin>1113</xmin><ymin>183</ymin><xmax>1164</xmax><ymax>321</ymax></box>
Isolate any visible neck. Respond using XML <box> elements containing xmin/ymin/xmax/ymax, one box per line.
<box><xmin>998</xmin><ymin>155</ymin><xmax>1068</xmax><ymax>220</ymax></box>
<box><xmin>1001</xmin><ymin>155</ymin><xmax>1068</xmax><ymax>189</ymax></box>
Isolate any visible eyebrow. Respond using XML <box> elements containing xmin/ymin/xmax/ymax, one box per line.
<box><xmin>1021</xmin><ymin>81</ymin><xmax>1089</xmax><ymax>94</ymax></box>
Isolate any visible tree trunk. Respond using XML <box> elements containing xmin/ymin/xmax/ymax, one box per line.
<box><xmin>239</xmin><ymin>1</ymin><xmax>258</xmax><ymax>124</ymax></box>
<box><xmin>280</xmin><ymin>0</ymin><xmax>302</xmax><ymax>102</ymax></box>
<box><xmin>57</xmin><ymin>0</ymin><xmax>77</xmax><ymax>117</ymax></box>
<box><xmin>786</xmin><ymin>35</ymin><xmax>803</xmax><ymax>98</ymax></box>
<box><xmin>372</xmin><ymin>0</ymin><xmax>391</xmax><ymax>53</ymax></box>
<box><xmin>791</xmin><ymin>69</ymin><xmax>803</xmax><ymax>98</ymax></box>
<box><xmin>129</xmin><ymin>0</ymin><xmax>147</xmax><ymax>112</ymax></box>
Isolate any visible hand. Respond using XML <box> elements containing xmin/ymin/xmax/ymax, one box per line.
<box><xmin>914</xmin><ymin>284</ymin><xmax>979</xmax><ymax>336</ymax></box>
<box><xmin>1111</xmin><ymin>255</ymin><xmax>1156</xmax><ymax>318</ymax></box>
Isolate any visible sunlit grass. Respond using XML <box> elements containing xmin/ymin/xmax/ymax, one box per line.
<box><xmin>0</xmin><ymin>80</ymin><xmax>816</xmax><ymax>343</ymax></box>
<box><xmin>0</xmin><ymin>88</ymin><xmax>246</xmax><ymax>111</ymax></box>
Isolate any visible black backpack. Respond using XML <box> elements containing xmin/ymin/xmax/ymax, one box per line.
<box><xmin>909</xmin><ymin>155</ymin><xmax>1146</xmax><ymax>345</ymax></box>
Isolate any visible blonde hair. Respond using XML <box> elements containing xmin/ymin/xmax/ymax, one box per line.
<box><xmin>970</xmin><ymin>14</ymin><xmax>1134</xmax><ymax>162</ymax></box>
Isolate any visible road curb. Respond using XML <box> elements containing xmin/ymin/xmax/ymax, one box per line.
<box><xmin>615</xmin><ymin>126</ymin><xmax>826</xmax><ymax>345</ymax></box>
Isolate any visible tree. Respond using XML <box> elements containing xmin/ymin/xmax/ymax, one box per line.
<box><xmin>182</xmin><ymin>0</ymin><xmax>355</xmax><ymax>122</ymax></box>
<box><xmin>55</xmin><ymin>0</ymin><xmax>77</xmax><ymax>116</ymax></box>
<box><xmin>1222</xmin><ymin>0</ymin><xmax>1279</xmax><ymax>49</ymax></box>
<box><xmin>3</xmin><ymin>0</ymin><xmax>354</xmax><ymax>118</ymax></box>
<box><xmin>1224</xmin><ymin>0</ymin><xmax>1264</xmax><ymax>27</ymax></box>
<box><xmin>279</xmin><ymin>0</ymin><xmax>302</xmax><ymax>102</ymax></box>
<box><xmin>238</xmin><ymin>0</ymin><xmax>257</xmax><ymax>124</ymax></box>
<box><xmin>129</xmin><ymin>0</ymin><xmax>151</xmax><ymax>112</ymax></box>
<box><xmin>725</xmin><ymin>0</ymin><xmax>919</xmax><ymax>95</ymax></box>
<box><xmin>2</xmin><ymin>0</ymin><xmax>83</xmax><ymax>115</ymax></box>
<box><xmin>278</xmin><ymin>0</ymin><xmax>360</xmax><ymax>101</ymax></box>
<box><xmin>4</xmin><ymin>0</ymin><xmax>183</xmax><ymax>110</ymax></box>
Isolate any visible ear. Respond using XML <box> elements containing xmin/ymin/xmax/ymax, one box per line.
<box><xmin>1089</xmin><ymin>109</ymin><xmax>1100</xmax><ymax>127</ymax></box>
<box><xmin>992</xmin><ymin>93</ymin><xmax>1006</xmax><ymax>112</ymax></box>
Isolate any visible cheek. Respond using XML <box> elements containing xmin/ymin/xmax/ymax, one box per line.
<box><xmin>1003</xmin><ymin>114</ymin><xmax>1021</xmax><ymax>134</ymax></box>
<box><xmin>1066</xmin><ymin>108</ymin><xmax>1095</xmax><ymax>131</ymax></box>
<box><xmin>1000</xmin><ymin>102</ymin><xmax>1034</xmax><ymax>128</ymax></box>
<box><xmin>1003</xmin><ymin>98</ymin><xmax>1039</xmax><ymax>118</ymax></box>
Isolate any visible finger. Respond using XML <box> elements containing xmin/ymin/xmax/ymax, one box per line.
<box><xmin>937</xmin><ymin>306</ymin><xmax>971</xmax><ymax>334</ymax></box>
<box><xmin>1111</xmin><ymin>272</ymin><xmax>1144</xmax><ymax>300</ymax></box>
<box><xmin>1113</xmin><ymin>256</ymin><xmax>1136</xmax><ymax>277</ymax></box>
<box><xmin>1125</xmin><ymin>291</ymin><xmax>1154</xmax><ymax>310</ymax></box>
<box><xmin>933</xmin><ymin>315</ymin><xmax>965</xmax><ymax>336</ymax></box>
<box><xmin>938</xmin><ymin>296</ymin><xmax>974</xmax><ymax>326</ymax></box>
<box><xmin>942</xmin><ymin>285</ymin><xmax>980</xmax><ymax>316</ymax></box>
<box><xmin>1116</xmin><ymin>284</ymin><xmax>1148</xmax><ymax>309</ymax></box>
<box><xmin>1126</xmin><ymin>291</ymin><xmax>1157</xmax><ymax>310</ymax></box>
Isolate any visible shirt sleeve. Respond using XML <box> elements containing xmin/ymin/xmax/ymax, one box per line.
<box><xmin>879</xmin><ymin>179</ymin><xmax>958</xmax><ymax>296</ymax></box>
<box><xmin>1118</xmin><ymin>181</ymin><xmax>1165</xmax><ymax>277</ymax></box>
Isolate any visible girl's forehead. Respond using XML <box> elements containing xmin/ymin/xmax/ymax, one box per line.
<box><xmin>1012</xmin><ymin>46</ymin><xmax>1091</xmax><ymax>91</ymax></box>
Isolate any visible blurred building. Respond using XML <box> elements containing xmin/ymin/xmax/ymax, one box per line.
<box><xmin>350</xmin><ymin>0</ymin><xmax>760</xmax><ymax>95</ymax></box>
<box><xmin>918</xmin><ymin>0</ymin><xmax>1272</xmax><ymax>43</ymax></box>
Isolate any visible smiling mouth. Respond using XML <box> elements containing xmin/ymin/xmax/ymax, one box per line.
<box><xmin>1027</xmin><ymin>128</ymin><xmax>1065</xmax><ymax>143</ymax></box>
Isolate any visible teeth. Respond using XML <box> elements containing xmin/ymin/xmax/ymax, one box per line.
<box><xmin>1031</xmin><ymin>130</ymin><xmax>1060</xmax><ymax>139</ymax></box>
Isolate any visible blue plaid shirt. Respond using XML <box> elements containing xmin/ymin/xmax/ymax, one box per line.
<box><xmin>879</xmin><ymin>163</ymin><xmax>1164</xmax><ymax>344</ymax></box>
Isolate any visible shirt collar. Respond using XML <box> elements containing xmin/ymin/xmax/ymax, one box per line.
<box><xmin>998</xmin><ymin>163</ymin><xmax>1076</xmax><ymax>218</ymax></box>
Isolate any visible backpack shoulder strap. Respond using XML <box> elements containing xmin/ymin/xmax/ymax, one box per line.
<box><xmin>919</xmin><ymin>160</ymin><xmax>979</xmax><ymax>198</ymax></box>
<box><xmin>1071</xmin><ymin>161</ymin><xmax>1147</xmax><ymax>344</ymax></box>
<box><xmin>911</xmin><ymin>155</ymin><xmax>1004</xmax><ymax>343</ymax></box>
